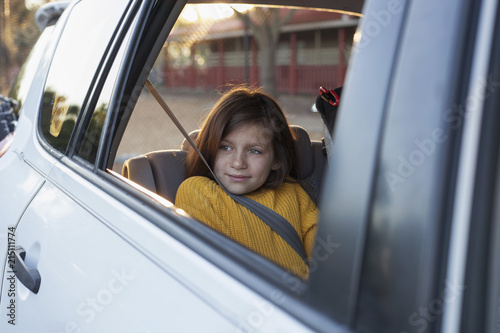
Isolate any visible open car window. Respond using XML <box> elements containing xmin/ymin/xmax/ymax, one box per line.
<box><xmin>112</xmin><ymin>3</ymin><xmax>358</xmax><ymax>173</ymax></box>
<box><xmin>108</xmin><ymin>2</ymin><xmax>360</xmax><ymax>278</ymax></box>
<box><xmin>106</xmin><ymin>3</ymin><xmax>359</xmax><ymax>280</ymax></box>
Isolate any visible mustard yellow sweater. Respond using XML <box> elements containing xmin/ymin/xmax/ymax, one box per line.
<box><xmin>175</xmin><ymin>176</ymin><xmax>318</xmax><ymax>278</ymax></box>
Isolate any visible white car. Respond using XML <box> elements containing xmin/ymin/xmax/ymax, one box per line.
<box><xmin>1</xmin><ymin>0</ymin><xmax>499</xmax><ymax>332</ymax></box>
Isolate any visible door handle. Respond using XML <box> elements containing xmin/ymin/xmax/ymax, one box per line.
<box><xmin>13</xmin><ymin>247</ymin><xmax>41</xmax><ymax>294</ymax></box>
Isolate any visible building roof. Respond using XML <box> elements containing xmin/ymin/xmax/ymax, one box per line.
<box><xmin>169</xmin><ymin>8</ymin><xmax>358</xmax><ymax>42</ymax></box>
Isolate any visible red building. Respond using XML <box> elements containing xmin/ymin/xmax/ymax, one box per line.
<box><xmin>162</xmin><ymin>8</ymin><xmax>358</xmax><ymax>95</ymax></box>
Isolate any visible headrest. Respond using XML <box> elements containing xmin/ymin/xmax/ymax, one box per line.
<box><xmin>181</xmin><ymin>130</ymin><xmax>199</xmax><ymax>151</ymax></box>
<box><xmin>291</xmin><ymin>126</ymin><xmax>313</xmax><ymax>179</ymax></box>
<box><xmin>181</xmin><ymin>125</ymin><xmax>313</xmax><ymax>179</ymax></box>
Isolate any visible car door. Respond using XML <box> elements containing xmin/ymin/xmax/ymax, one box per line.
<box><xmin>308</xmin><ymin>0</ymin><xmax>500</xmax><ymax>331</ymax></box>
<box><xmin>0</xmin><ymin>0</ymin><xmax>323</xmax><ymax>332</ymax></box>
<box><xmin>3</xmin><ymin>164</ymin><xmax>244</xmax><ymax>332</ymax></box>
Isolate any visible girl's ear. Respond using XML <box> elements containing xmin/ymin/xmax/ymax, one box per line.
<box><xmin>271</xmin><ymin>160</ymin><xmax>280</xmax><ymax>170</ymax></box>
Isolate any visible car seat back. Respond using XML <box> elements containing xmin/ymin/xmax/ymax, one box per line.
<box><xmin>122</xmin><ymin>150</ymin><xmax>187</xmax><ymax>202</ymax></box>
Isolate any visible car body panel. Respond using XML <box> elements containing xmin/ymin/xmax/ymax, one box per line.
<box><xmin>0</xmin><ymin>181</ymin><xmax>235</xmax><ymax>332</ymax></box>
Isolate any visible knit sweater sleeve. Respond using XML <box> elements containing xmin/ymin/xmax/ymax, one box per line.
<box><xmin>175</xmin><ymin>176</ymin><xmax>231</xmax><ymax>235</ymax></box>
<box><xmin>297</xmin><ymin>186</ymin><xmax>319</xmax><ymax>260</ymax></box>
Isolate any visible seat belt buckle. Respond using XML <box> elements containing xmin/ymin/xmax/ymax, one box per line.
<box><xmin>319</xmin><ymin>86</ymin><xmax>340</xmax><ymax>107</ymax></box>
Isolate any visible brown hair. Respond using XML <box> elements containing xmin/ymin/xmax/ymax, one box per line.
<box><xmin>185</xmin><ymin>86</ymin><xmax>297</xmax><ymax>189</ymax></box>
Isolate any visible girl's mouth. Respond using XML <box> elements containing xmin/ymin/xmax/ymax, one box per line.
<box><xmin>228</xmin><ymin>174</ymin><xmax>250</xmax><ymax>182</ymax></box>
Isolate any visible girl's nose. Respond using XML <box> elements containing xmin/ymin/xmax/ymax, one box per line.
<box><xmin>230</xmin><ymin>151</ymin><xmax>247</xmax><ymax>169</ymax></box>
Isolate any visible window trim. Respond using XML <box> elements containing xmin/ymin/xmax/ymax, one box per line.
<box><xmin>36</xmin><ymin>0</ymin><xmax>135</xmax><ymax>158</ymax></box>
<box><xmin>99</xmin><ymin>0</ymin><xmax>185</xmax><ymax>171</ymax></box>
<box><xmin>455</xmin><ymin>0</ymin><xmax>500</xmax><ymax>330</ymax></box>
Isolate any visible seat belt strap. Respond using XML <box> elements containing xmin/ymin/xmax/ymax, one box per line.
<box><xmin>228</xmin><ymin>193</ymin><xmax>308</xmax><ymax>263</ymax></box>
<box><xmin>145</xmin><ymin>79</ymin><xmax>309</xmax><ymax>265</ymax></box>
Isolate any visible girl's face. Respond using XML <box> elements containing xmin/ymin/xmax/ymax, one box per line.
<box><xmin>214</xmin><ymin>122</ymin><xmax>279</xmax><ymax>195</ymax></box>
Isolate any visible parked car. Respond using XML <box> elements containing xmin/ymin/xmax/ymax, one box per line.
<box><xmin>1</xmin><ymin>0</ymin><xmax>500</xmax><ymax>332</ymax></box>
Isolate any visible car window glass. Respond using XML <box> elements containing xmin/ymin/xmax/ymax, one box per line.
<box><xmin>39</xmin><ymin>0</ymin><xmax>131</xmax><ymax>153</ymax></box>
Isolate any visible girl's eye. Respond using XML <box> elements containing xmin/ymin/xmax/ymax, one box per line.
<box><xmin>249</xmin><ymin>149</ymin><xmax>261</xmax><ymax>154</ymax></box>
<box><xmin>219</xmin><ymin>145</ymin><xmax>232</xmax><ymax>151</ymax></box>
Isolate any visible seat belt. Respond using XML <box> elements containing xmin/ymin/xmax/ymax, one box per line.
<box><xmin>144</xmin><ymin>79</ymin><xmax>309</xmax><ymax>264</ymax></box>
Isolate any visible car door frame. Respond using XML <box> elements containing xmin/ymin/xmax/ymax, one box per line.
<box><xmin>310</xmin><ymin>0</ymin><xmax>489</xmax><ymax>331</ymax></box>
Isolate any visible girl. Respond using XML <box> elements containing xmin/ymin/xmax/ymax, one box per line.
<box><xmin>175</xmin><ymin>86</ymin><xmax>318</xmax><ymax>278</ymax></box>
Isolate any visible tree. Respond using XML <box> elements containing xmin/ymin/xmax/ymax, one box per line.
<box><xmin>234</xmin><ymin>7</ymin><xmax>294</xmax><ymax>97</ymax></box>
<box><xmin>0</xmin><ymin>0</ymin><xmax>13</xmax><ymax>94</ymax></box>
<box><xmin>0</xmin><ymin>0</ymin><xmax>40</xmax><ymax>94</ymax></box>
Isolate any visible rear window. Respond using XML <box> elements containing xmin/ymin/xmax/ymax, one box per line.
<box><xmin>39</xmin><ymin>0</ymin><xmax>131</xmax><ymax>153</ymax></box>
